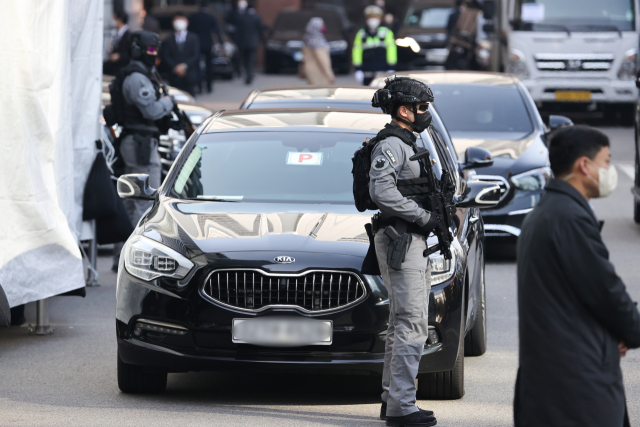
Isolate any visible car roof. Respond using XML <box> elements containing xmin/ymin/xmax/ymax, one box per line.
<box><xmin>246</xmin><ymin>86</ymin><xmax>376</xmax><ymax>104</ymax></box>
<box><xmin>372</xmin><ymin>71</ymin><xmax>519</xmax><ymax>87</ymax></box>
<box><xmin>204</xmin><ymin>109</ymin><xmax>388</xmax><ymax>133</ymax></box>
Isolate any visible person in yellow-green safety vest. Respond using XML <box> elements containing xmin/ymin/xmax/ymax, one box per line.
<box><xmin>353</xmin><ymin>5</ymin><xmax>397</xmax><ymax>86</ymax></box>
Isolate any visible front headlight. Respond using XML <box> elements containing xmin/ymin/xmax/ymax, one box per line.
<box><xmin>510</xmin><ymin>166</ymin><xmax>552</xmax><ymax>191</ymax></box>
<box><xmin>395</xmin><ymin>37</ymin><xmax>421</xmax><ymax>53</ymax></box>
<box><xmin>329</xmin><ymin>40</ymin><xmax>348</xmax><ymax>51</ymax></box>
<box><xmin>618</xmin><ymin>48</ymin><xmax>637</xmax><ymax>80</ymax></box>
<box><xmin>267</xmin><ymin>40</ymin><xmax>285</xmax><ymax>51</ymax></box>
<box><xmin>123</xmin><ymin>236</ymin><xmax>194</xmax><ymax>281</ymax></box>
<box><xmin>506</xmin><ymin>48</ymin><xmax>529</xmax><ymax>80</ymax></box>
<box><xmin>429</xmin><ymin>249</ymin><xmax>456</xmax><ymax>284</ymax></box>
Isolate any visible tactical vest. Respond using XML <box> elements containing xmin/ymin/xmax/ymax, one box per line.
<box><xmin>351</xmin><ymin>123</ymin><xmax>421</xmax><ymax>212</ymax></box>
<box><xmin>107</xmin><ymin>62</ymin><xmax>161</xmax><ymax>131</ymax></box>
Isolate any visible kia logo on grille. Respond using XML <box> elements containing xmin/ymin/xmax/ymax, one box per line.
<box><xmin>274</xmin><ymin>256</ymin><xmax>295</xmax><ymax>264</ymax></box>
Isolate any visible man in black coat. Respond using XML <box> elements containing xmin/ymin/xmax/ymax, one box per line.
<box><xmin>189</xmin><ymin>5</ymin><xmax>224</xmax><ymax>93</ymax></box>
<box><xmin>515</xmin><ymin>125</ymin><xmax>640</xmax><ymax>427</ymax></box>
<box><xmin>103</xmin><ymin>9</ymin><xmax>131</xmax><ymax>76</ymax></box>
<box><xmin>225</xmin><ymin>0</ymin><xmax>263</xmax><ymax>84</ymax></box>
<box><xmin>160</xmin><ymin>13</ymin><xmax>200</xmax><ymax>96</ymax></box>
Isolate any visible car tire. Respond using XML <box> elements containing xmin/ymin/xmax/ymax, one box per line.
<box><xmin>416</xmin><ymin>332</ymin><xmax>465</xmax><ymax>400</ymax></box>
<box><xmin>465</xmin><ymin>262</ymin><xmax>487</xmax><ymax>357</ymax></box>
<box><xmin>634</xmin><ymin>197</ymin><xmax>640</xmax><ymax>224</ymax></box>
<box><xmin>117</xmin><ymin>355</ymin><xmax>167</xmax><ymax>394</ymax></box>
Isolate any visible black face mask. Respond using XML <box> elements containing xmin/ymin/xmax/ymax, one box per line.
<box><xmin>410</xmin><ymin>110</ymin><xmax>432</xmax><ymax>133</ymax></box>
<box><xmin>141</xmin><ymin>53</ymin><xmax>157</xmax><ymax>67</ymax></box>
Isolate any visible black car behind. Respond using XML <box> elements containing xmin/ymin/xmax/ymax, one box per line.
<box><xmin>115</xmin><ymin>109</ymin><xmax>499</xmax><ymax>399</ymax></box>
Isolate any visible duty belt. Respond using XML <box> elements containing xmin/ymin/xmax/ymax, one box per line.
<box><xmin>372</xmin><ymin>215</ymin><xmax>424</xmax><ymax>235</ymax></box>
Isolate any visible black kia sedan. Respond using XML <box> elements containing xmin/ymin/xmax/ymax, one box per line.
<box><xmin>115</xmin><ymin>109</ymin><xmax>499</xmax><ymax>399</ymax></box>
<box><xmin>373</xmin><ymin>72</ymin><xmax>571</xmax><ymax>250</ymax></box>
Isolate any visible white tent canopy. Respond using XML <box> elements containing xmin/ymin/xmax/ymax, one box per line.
<box><xmin>0</xmin><ymin>0</ymin><xmax>103</xmax><ymax>307</ymax></box>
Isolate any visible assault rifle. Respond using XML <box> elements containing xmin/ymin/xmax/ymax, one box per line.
<box><xmin>400</xmin><ymin>146</ymin><xmax>457</xmax><ymax>260</ymax></box>
<box><xmin>152</xmin><ymin>69</ymin><xmax>195</xmax><ymax>138</ymax></box>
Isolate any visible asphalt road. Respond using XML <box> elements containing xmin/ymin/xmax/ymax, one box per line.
<box><xmin>1</xmin><ymin>74</ymin><xmax>639</xmax><ymax>426</ymax></box>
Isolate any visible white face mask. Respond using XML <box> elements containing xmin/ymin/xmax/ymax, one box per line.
<box><xmin>238</xmin><ymin>0</ymin><xmax>248</xmax><ymax>10</ymax></box>
<box><xmin>587</xmin><ymin>160</ymin><xmax>618</xmax><ymax>198</ymax></box>
<box><xmin>367</xmin><ymin>18</ymin><xmax>381</xmax><ymax>31</ymax></box>
<box><xmin>173</xmin><ymin>19</ymin><xmax>187</xmax><ymax>32</ymax></box>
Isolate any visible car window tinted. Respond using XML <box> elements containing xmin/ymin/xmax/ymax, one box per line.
<box><xmin>428</xmin><ymin>127</ymin><xmax>461</xmax><ymax>195</ymax></box>
<box><xmin>171</xmin><ymin>131</ymin><xmax>442</xmax><ymax>204</ymax></box>
<box><xmin>405</xmin><ymin>7</ymin><xmax>455</xmax><ymax>28</ymax></box>
<box><xmin>431</xmin><ymin>84</ymin><xmax>533</xmax><ymax>133</ymax></box>
<box><xmin>248</xmin><ymin>101</ymin><xmax>379</xmax><ymax>111</ymax></box>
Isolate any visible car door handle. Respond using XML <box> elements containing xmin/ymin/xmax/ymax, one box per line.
<box><xmin>469</xmin><ymin>210</ymin><xmax>480</xmax><ymax>224</ymax></box>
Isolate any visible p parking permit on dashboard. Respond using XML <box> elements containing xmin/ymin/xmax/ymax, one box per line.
<box><xmin>286</xmin><ymin>152</ymin><xmax>323</xmax><ymax>166</ymax></box>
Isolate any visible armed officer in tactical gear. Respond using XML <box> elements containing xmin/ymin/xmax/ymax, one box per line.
<box><xmin>370</xmin><ymin>77</ymin><xmax>440</xmax><ymax>427</ymax></box>
<box><xmin>108</xmin><ymin>31</ymin><xmax>175</xmax><ymax>269</ymax></box>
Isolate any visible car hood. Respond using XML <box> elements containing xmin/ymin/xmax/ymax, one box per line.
<box><xmin>449</xmin><ymin>130</ymin><xmax>549</xmax><ymax>177</ymax></box>
<box><xmin>143</xmin><ymin>200</ymin><xmax>372</xmax><ymax>258</ymax></box>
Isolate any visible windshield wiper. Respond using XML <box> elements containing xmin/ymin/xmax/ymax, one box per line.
<box><xmin>187</xmin><ymin>196</ymin><xmax>241</xmax><ymax>202</ymax></box>
<box><xmin>578</xmin><ymin>24</ymin><xmax>622</xmax><ymax>37</ymax></box>
<box><xmin>532</xmin><ymin>23</ymin><xmax>571</xmax><ymax>36</ymax></box>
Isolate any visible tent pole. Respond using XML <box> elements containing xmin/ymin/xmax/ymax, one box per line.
<box><xmin>28</xmin><ymin>299</ymin><xmax>54</xmax><ymax>335</ymax></box>
<box><xmin>86</xmin><ymin>221</ymin><xmax>99</xmax><ymax>287</ymax></box>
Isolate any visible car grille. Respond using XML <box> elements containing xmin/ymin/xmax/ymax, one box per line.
<box><xmin>534</xmin><ymin>53</ymin><xmax>614</xmax><ymax>72</ymax></box>
<box><xmin>201</xmin><ymin>269</ymin><xmax>367</xmax><ymax>313</ymax></box>
<box><xmin>474</xmin><ymin>175</ymin><xmax>510</xmax><ymax>202</ymax></box>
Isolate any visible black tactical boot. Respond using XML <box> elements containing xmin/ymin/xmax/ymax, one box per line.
<box><xmin>380</xmin><ymin>402</ymin><xmax>434</xmax><ymax>421</ymax></box>
<box><xmin>386</xmin><ymin>409</ymin><xmax>437</xmax><ymax>427</ymax></box>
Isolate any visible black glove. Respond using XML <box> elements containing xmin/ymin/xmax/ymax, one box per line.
<box><xmin>422</xmin><ymin>213</ymin><xmax>443</xmax><ymax>234</ymax></box>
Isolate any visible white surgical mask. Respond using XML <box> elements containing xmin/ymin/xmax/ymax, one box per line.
<box><xmin>173</xmin><ymin>19</ymin><xmax>187</xmax><ymax>32</ymax></box>
<box><xmin>587</xmin><ymin>160</ymin><xmax>618</xmax><ymax>198</ymax></box>
<box><xmin>238</xmin><ymin>0</ymin><xmax>248</xmax><ymax>10</ymax></box>
<box><xmin>367</xmin><ymin>18</ymin><xmax>381</xmax><ymax>31</ymax></box>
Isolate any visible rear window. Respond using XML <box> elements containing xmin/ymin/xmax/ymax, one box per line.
<box><xmin>430</xmin><ymin>84</ymin><xmax>533</xmax><ymax>133</ymax></box>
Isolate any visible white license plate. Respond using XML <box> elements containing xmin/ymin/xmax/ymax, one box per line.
<box><xmin>293</xmin><ymin>51</ymin><xmax>304</xmax><ymax>62</ymax></box>
<box><xmin>232</xmin><ymin>317</ymin><xmax>332</xmax><ymax>347</ymax></box>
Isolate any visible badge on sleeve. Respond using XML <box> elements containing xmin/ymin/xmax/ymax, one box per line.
<box><xmin>385</xmin><ymin>149</ymin><xmax>397</xmax><ymax>164</ymax></box>
<box><xmin>372</xmin><ymin>155</ymin><xmax>389</xmax><ymax>171</ymax></box>
<box><xmin>138</xmin><ymin>86</ymin><xmax>153</xmax><ymax>100</ymax></box>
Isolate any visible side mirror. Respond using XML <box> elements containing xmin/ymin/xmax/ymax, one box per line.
<box><xmin>461</xmin><ymin>146</ymin><xmax>494</xmax><ymax>170</ymax></box>
<box><xmin>547</xmin><ymin>115</ymin><xmax>574</xmax><ymax>132</ymax></box>
<box><xmin>457</xmin><ymin>181</ymin><xmax>501</xmax><ymax>208</ymax></box>
<box><xmin>483</xmin><ymin>0</ymin><xmax>496</xmax><ymax>19</ymax></box>
<box><xmin>117</xmin><ymin>174</ymin><xmax>157</xmax><ymax>200</ymax></box>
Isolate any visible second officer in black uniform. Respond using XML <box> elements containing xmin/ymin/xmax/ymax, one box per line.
<box><xmin>107</xmin><ymin>31</ymin><xmax>175</xmax><ymax>269</ymax></box>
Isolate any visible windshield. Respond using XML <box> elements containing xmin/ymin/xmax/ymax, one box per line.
<box><xmin>405</xmin><ymin>7</ymin><xmax>455</xmax><ymax>28</ymax></box>
<box><xmin>170</xmin><ymin>131</ymin><xmax>442</xmax><ymax>204</ymax></box>
<box><xmin>430</xmin><ymin>84</ymin><xmax>533</xmax><ymax>133</ymax></box>
<box><xmin>513</xmin><ymin>0</ymin><xmax>635</xmax><ymax>31</ymax></box>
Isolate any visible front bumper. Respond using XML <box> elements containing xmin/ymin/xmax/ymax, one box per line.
<box><xmin>116</xmin><ymin>268</ymin><xmax>463</xmax><ymax>375</ymax></box>
<box><xmin>523</xmin><ymin>75</ymin><xmax>637</xmax><ymax>105</ymax></box>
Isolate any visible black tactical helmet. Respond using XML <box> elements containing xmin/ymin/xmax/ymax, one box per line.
<box><xmin>371</xmin><ymin>76</ymin><xmax>434</xmax><ymax>116</ymax></box>
<box><xmin>129</xmin><ymin>31</ymin><xmax>161</xmax><ymax>61</ymax></box>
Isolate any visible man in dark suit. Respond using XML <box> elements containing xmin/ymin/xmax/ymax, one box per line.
<box><xmin>515</xmin><ymin>125</ymin><xmax>640</xmax><ymax>427</ymax></box>
<box><xmin>225</xmin><ymin>0</ymin><xmax>263</xmax><ymax>84</ymax></box>
<box><xmin>103</xmin><ymin>9</ymin><xmax>131</xmax><ymax>76</ymax></box>
<box><xmin>190</xmin><ymin>3</ymin><xmax>224</xmax><ymax>93</ymax></box>
<box><xmin>160</xmin><ymin>13</ymin><xmax>200</xmax><ymax>96</ymax></box>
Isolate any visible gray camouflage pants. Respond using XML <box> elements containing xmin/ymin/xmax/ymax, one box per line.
<box><xmin>375</xmin><ymin>228</ymin><xmax>431</xmax><ymax>417</ymax></box>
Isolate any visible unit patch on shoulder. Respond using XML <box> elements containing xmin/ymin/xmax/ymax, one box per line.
<box><xmin>372</xmin><ymin>155</ymin><xmax>389</xmax><ymax>171</ymax></box>
<box><xmin>138</xmin><ymin>86</ymin><xmax>153</xmax><ymax>100</ymax></box>
<box><xmin>385</xmin><ymin>149</ymin><xmax>397</xmax><ymax>164</ymax></box>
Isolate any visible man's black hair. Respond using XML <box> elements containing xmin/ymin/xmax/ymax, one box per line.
<box><xmin>173</xmin><ymin>12</ymin><xmax>187</xmax><ymax>19</ymax></box>
<box><xmin>114</xmin><ymin>9</ymin><xmax>129</xmax><ymax>25</ymax></box>
<box><xmin>548</xmin><ymin>125</ymin><xmax>610</xmax><ymax>176</ymax></box>
<box><xmin>143</xmin><ymin>0</ymin><xmax>153</xmax><ymax>12</ymax></box>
